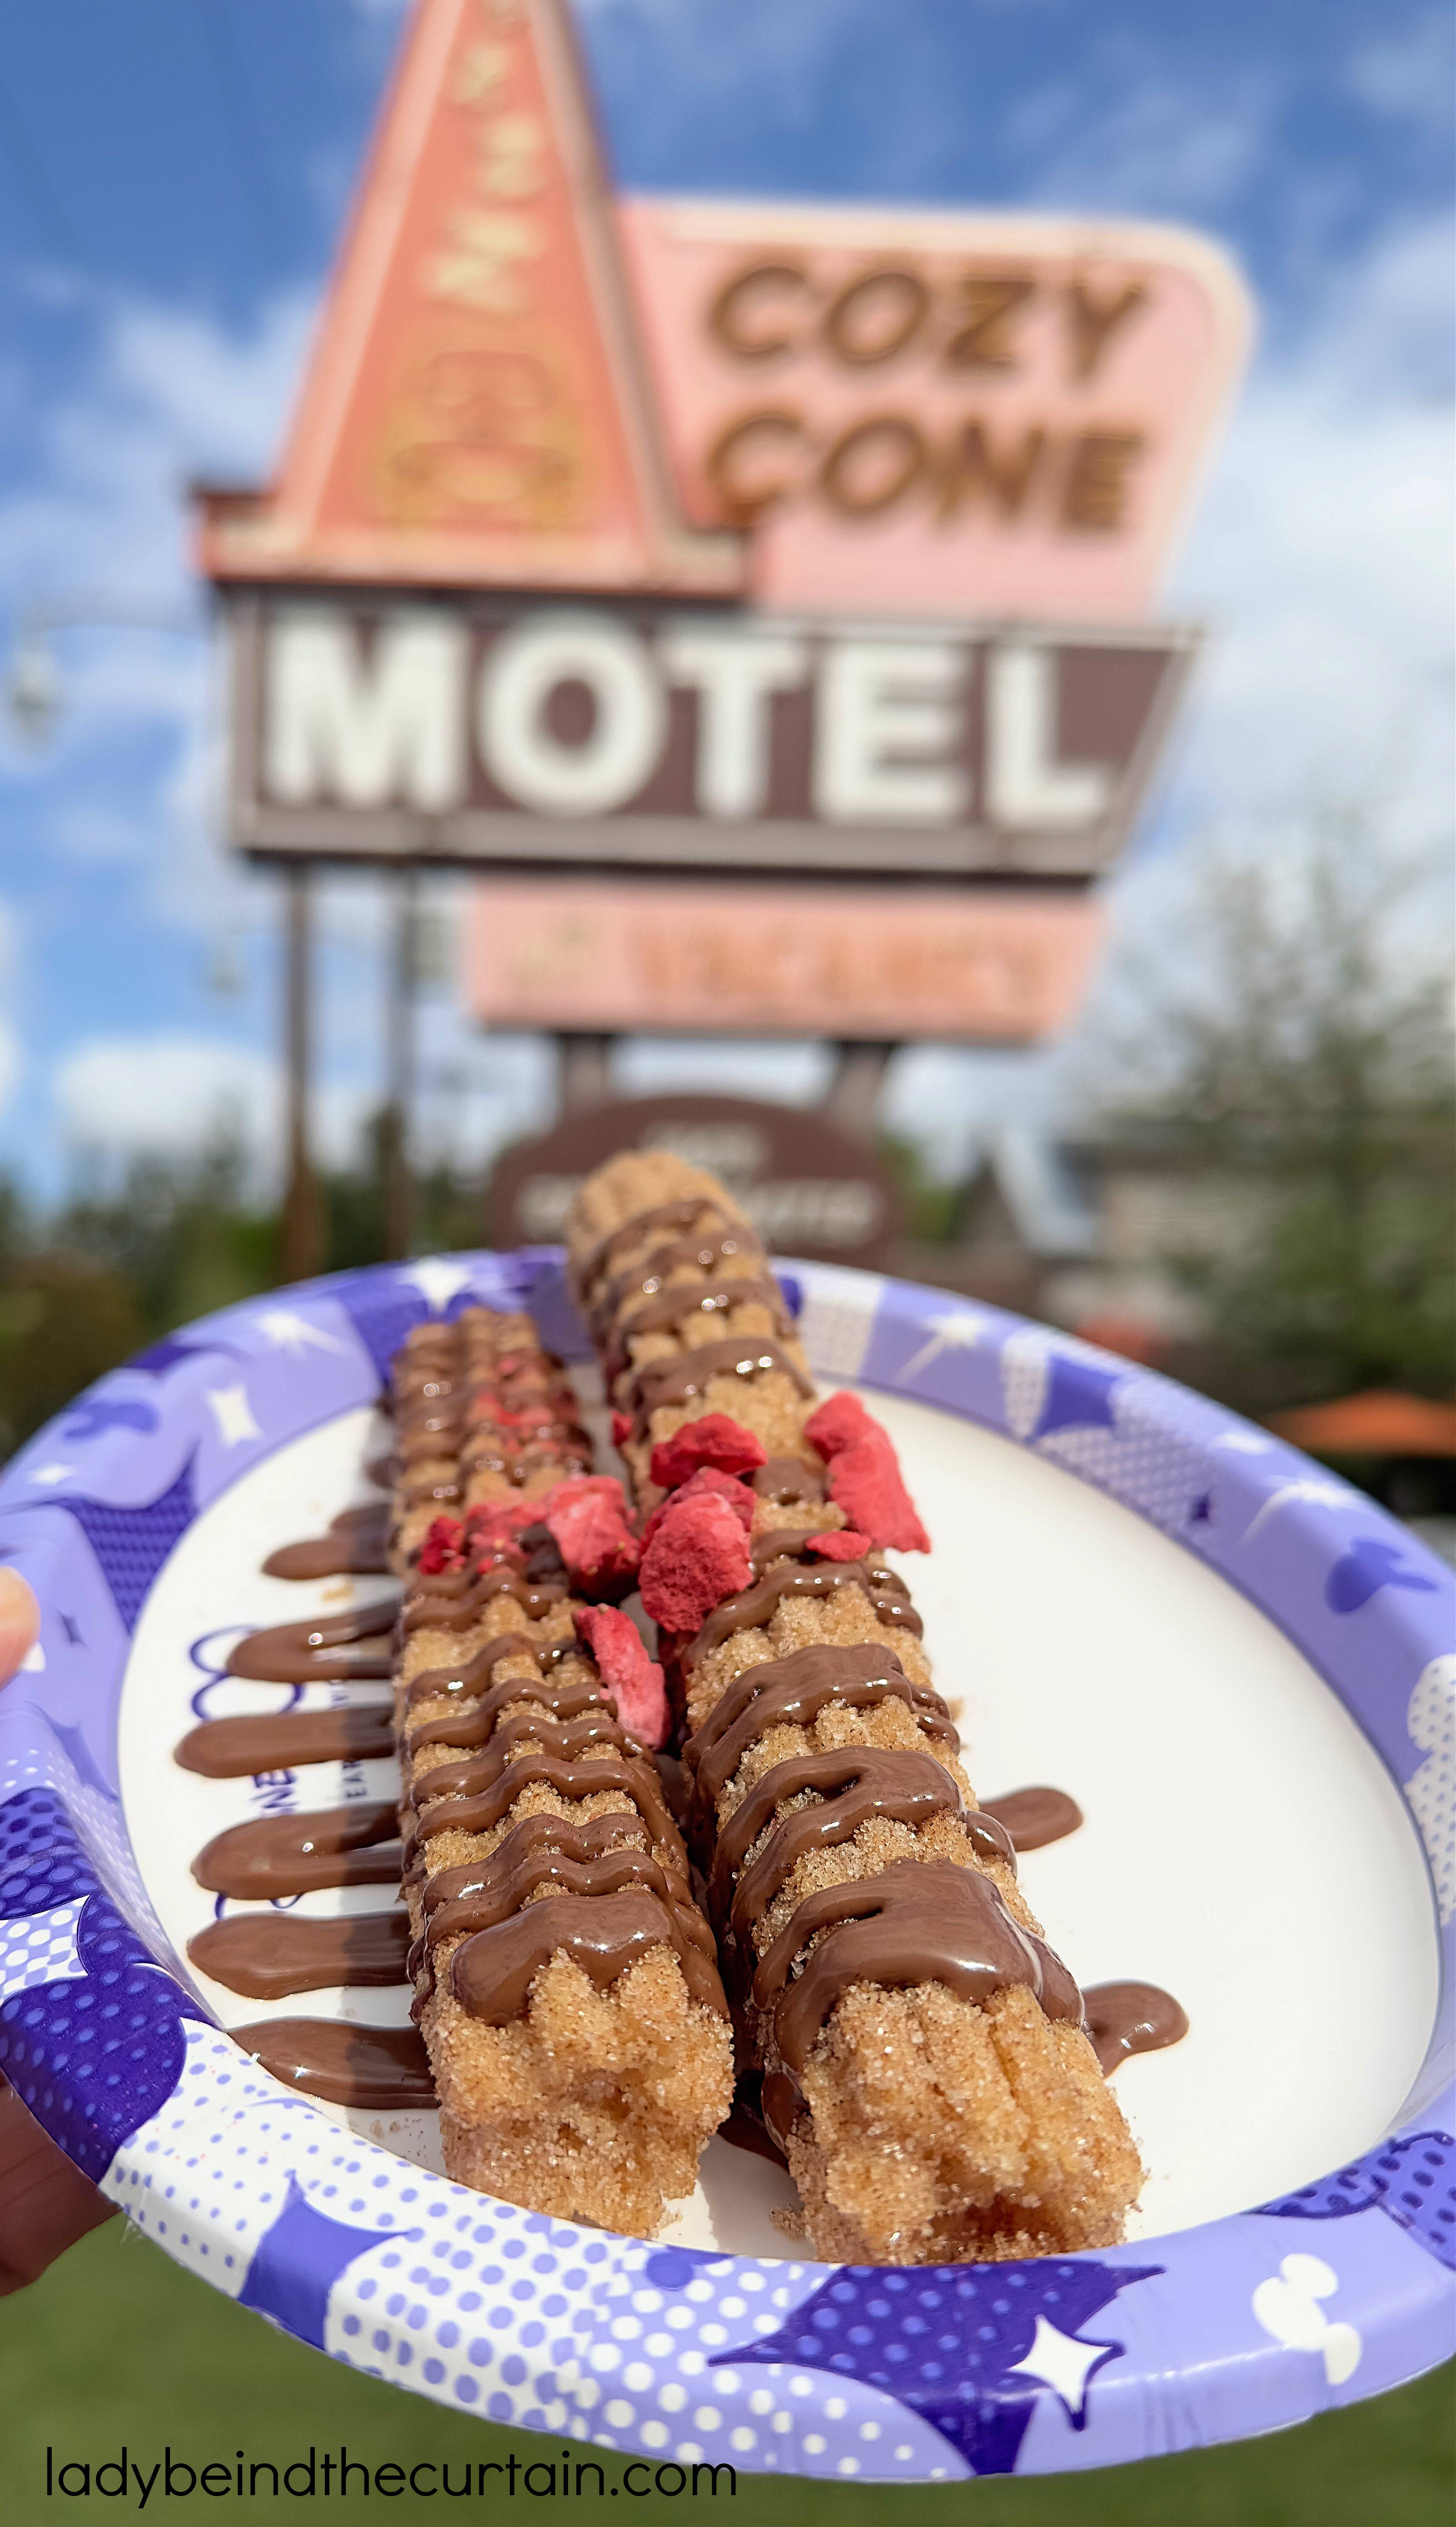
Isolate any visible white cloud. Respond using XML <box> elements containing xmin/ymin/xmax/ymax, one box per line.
<box><xmin>54</xmin><ymin>1035</ymin><xmax>276</xmax><ymax>1164</ymax></box>
<box><xmin>50</xmin><ymin>1031</ymin><xmax>374</xmax><ymax>1180</ymax></box>
<box><xmin>1347</xmin><ymin>8</ymin><xmax>1455</xmax><ymax>137</ymax></box>
<box><xmin>1012</xmin><ymin>62</ymin><xmax>1277</xmax><ymax>220</ymax></box>
<box><xmin>1166</xmin><ymin>207</ymin><xmax>1454</xmax><ymax>846</ymax></box>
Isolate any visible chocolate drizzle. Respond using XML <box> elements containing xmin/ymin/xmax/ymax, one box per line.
<box><xmin>451</xmin><ymin>1890</ymin><xmax>723</xmax><ymax>2024</ymax></box>
<box><xmin>407</xmin><ymin>1669</ymin><xmax>608</xmax><ymax>1754</ymax></box>
<box><xmin>175</xmin><ymin>1705</ymin><xmax>395</xmax><ymax>1777</ymax></box>
<box><xmin>231</xmin><ymin>2017</ymin><xmax>434</xmax><ymax>2108</ymax></box>
<box><xmin>684</xmin><ymin>1553</ymin><xmax>922</xmax><ymax>1665</ymax></box>
<box><xmin>407</xmin><ymin>1747</ymin><xmax>683</xmax><ymax>1866</ymax></box>
<box><xmin>262</xmin><ymin>1505</ymin><xmax>391</xmax><ymax>1580</ymax></box>
<box><xmin>574</xmin><ymin>1197</ymin><xmax>741</xmax><ymax>1300</ymax></box>
<box><xmin>402</xmin><ymin>1632</ymin><xmax>581</xmax><ymax>1712</ymax></box>
<box><xmin>753</xmin><ymin>1861</ymin><xmax>1082</xmax><ymax>2139</ymax></box>
<box><xmin>594</xmin><ymin>1229</ymin><xmax>764</xmax><ymax>1335</ymax></box>
<box><xmin>400</xmin><ymin>1568</ymin><xmax>566</xmax><ymax>1636</ymax></box>
<box><xmin>981</xmin><ymin>1786</ymin><xmax>1085</xmax><ymax>1853</ymax></box>
<box><xmin>624</xmin><ymin>1337</ymin><xmax>814</xmax><ymax>1437</ymax></box>
<box><xmin>193</xmin><ymin>1802</ymin><xmax>401</xmax><ymax>1899</ymax></box>
<box><xmin>752</xmin><ymin>1456</ymin><xmax>827</xmax><ymax>1507</ymax></box>
<box><xmin>709</xmin><ymin>1746</ymin><xmax>963</xmax><ymax>1932</ymax></box>
<box><xmin>227</xmin><ymin>1601</ymin><xmax>396</xmax><ymax>1684</ymax></box>
<box><xmin>1082</xmin><ymin>1980</ymin><xmax>1189</xmax><ymax>2073</ymax></box>
<box><xmin>188</xmin><ymin>1909</ymin><xmax>409</xmax><ymax>2000</ymax></box>
<box><xmin>410</xmin><ymin>1808</ymin><xmax>724</xmax><ymax>2020</ymax></box>
<box><xmin>683</xmin><ymin>1644</ymin><xmax>957</xmax><ymax>1811</ymax></box>
<box><xmin>412</xmin><ymin>1705</ymin><xmax>633</xmax><ymax>1805</ymax></box>
<box><xmin>606</xmin><ymin>1274</ymin><xmax>789</xmax><ymax>1377</ymax></box>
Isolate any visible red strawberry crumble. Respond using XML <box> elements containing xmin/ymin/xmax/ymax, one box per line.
<box><xmin>542</xmin><ymin>1476</ymin><xmax>642</xmax><ymax>1586</ymax></box>
<box><xmin>638</xmin><ymin>1492</ymin><xmax>753</xmax><ymax>1635</ymax></box>
<box><xmin>573</xmin><ymin>1605</ymin><xmax>668</xmax><ymax>1747</ymax></box>
<box><xmin>804</xmin><ymin>1392</ymin><xmax>931</xmax><ymax>1554</ymax></box>
<box><xmin>649</xmin><ymin>1414</ymin><xmax>767</xmax><ymax>1489</ymax></box>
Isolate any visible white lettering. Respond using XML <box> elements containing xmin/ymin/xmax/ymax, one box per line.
<box><xmin>479</xmin><ymin>614</ymin><xmax>666</xmax><ymax>815</ymax></box>
<box><xmin>659</xmin><ymin>626</ymin><xmax>807</xmax><ymax>819</ymax></box>
<box><xmin>814</xmin><ymin>638</ymin><xmax>967</xmax><ymax>825</ymax></box>
<box><xmin>985</xmin><ymin>643</ymin><xmax>1112</xmax><ymax>829</ymax></box>
<box><xmin>264</xmin><ymin>609</ymin><xmax>466</xmax><ymax>810</ymax></box>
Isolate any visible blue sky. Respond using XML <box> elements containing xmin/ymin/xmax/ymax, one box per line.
<box><xmin>0</xmin><ymin>0</ymin><xmax>1450</xmax><ymax>1201</ymax></box>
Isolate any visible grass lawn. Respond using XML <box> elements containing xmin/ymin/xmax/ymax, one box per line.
<box><xmin>0</xmin><ymin>2220</ymin><xmax>1450</xmax><ymax>2522</ymax></box>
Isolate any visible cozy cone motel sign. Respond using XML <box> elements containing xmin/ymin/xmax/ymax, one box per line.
<box><xmin>200</xmin><ymin>0</ymin><xmax>1249</xmax><ymax>1048</ymax></box>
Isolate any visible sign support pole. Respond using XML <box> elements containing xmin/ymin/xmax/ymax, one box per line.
<box><xmin>382</xmin><ymin>868</ymin><xmax>417</xmax><ymax>1260</ymax></box>
<box><xmin>280</xmin><ymin>863</ymin><xmax>324</xmax><ymax>1285</ymax></box>
<box><xmin>558</xmin><ymin>1033</ymin><xmax>614</xmax><ymax>1115</ymax></box>
<box><xmin>822</xmin><ymin>1040</ymin><xmax>896</xmax><ymax>1139</ymax></box>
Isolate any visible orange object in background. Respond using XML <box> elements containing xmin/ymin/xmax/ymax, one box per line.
<box><xmin>1072</xmin><ymin>1313</ymin><xmax>1170</xmax><ymax>1367</ymax></box>
<box><xmin>1266</xmin><ymin>1391</ymin><xmax>1456</xmax><ymax>1458</ymax></box>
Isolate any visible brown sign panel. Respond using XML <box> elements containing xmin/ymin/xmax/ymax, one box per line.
<box><xmin>487</xmin><ymin>1093</ymin><xmax>902</xmax><ymax>1268</ymax></box>
<box><xmin>226</xmin><ymin>595</ymin><xmax>1194</xmax><ymax>881</ymax></box>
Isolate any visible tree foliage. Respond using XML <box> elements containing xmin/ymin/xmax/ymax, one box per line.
<box><xmin>0</xmin><ymin>1124</ymin><xmax>486</xmax><ymax>1460</ymax></box>
<box><xmin>1089</xmin><ymin>807</ymin><xmax>1455</xmax><ymax>1403</ymax></box>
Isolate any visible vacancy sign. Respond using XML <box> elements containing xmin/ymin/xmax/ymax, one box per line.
<box><xmin>464</xmin><ymin>878</ymin><xmax>1103</xmax><ymax>1041</ymax></box>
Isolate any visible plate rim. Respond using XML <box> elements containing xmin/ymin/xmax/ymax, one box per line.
<box><xmin>0</xmin><ymin>1247</ymin><xmax>1449</xmax><ymax>2482</ymax></box>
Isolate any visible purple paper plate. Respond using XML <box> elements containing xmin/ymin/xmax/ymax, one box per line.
<box><xmin>0</xmin><ymin>1252</ymin><xmax>1449</xmax><ymax>2481</ymax></box>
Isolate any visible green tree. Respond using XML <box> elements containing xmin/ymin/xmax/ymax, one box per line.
<box><xmin>1086</xmin><ymin>806</ymin><xmax>1455</xmax><ymax>1405</ymax></box>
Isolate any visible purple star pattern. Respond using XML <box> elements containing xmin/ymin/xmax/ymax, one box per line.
<box><xmin>711</xmin><ymin>2255</ymin><xmax>1163</xmax><ymax>2474</ymax></box>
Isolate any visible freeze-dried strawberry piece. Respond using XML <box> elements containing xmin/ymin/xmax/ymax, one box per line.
<box><xmin>803</xmin><ymin>1392</ymin><xmax>869</xmax><ymax>1461</ymax></box>
<box><xmin>574</xmin><ymin>1605</ymin><xmax>668</xmax><ymax>1748</ymax></box>
<box><xmin>463</xmin><ymin>1500</ymin><xmax>534</xmax><ymax>1561</ymax></box>
<box><xmin>803</xmin><ymin>1392</ymin><xmax>931</xmax><ymax>1554</ymax></box>
<box><xmin>543</xmin><ymin>1475</ymin><xmax>642</xmax><ymax>1586</ymax></box>
<box><xmin>649</xmin><ymin>1414</ymin><xmax>767</xmax><ymax>1490</ymax></box>
<box><xmin>640</xmin><ymin>1465</ymin><xmax>753</xmax><ymax>1553</ymax></box>
<box><xmin>638</xmin><ymin>1493</ymin><xmax>753</xmax><ymax>1635</ymax></box>
<box><xmin>416</xmin><ymin>1515</ymin><xmax>467</xmax><ymax>1574</ymax></box>
<box><xmin>805</xmin><ymin>1529</ymin><xmax>873</xmax><ymax>1561</ymax></box>
<box><xmin>611</xmin><ymin>1411</ymin><xmax>633</xmax><ymax>1449</ymax></box>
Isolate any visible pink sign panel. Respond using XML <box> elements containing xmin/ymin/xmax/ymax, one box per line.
<box><xmin>616</xmin><ymin>199</ymin><xmax>1250</xmax><ymax>621</ymax></box>
<box><xmin>464</xmin><ymin>877</ymin><xmax>1103</xmax><ymax>1041</ymax></box>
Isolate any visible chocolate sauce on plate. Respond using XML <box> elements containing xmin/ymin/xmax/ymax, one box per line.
<box><xmin>193</xmin><ymin>1802</ymin><xmax>401</xmax><ymax>1900</ymax></box>
<box><xmin>226</xmin><ymin>1601</ymin><xmax>395</xmax><ymax>1684</ymax></box>
<box><xmin>189</xmin><ymin>1910</ymin><xmax>409</xmax><ymax>2000</ymax></box>
<box><xmin>980</xmin><ymin>1786</ymin><xmax>1085</xmax><ymax>1853</ymax></box>
<box><xmin>231</xmin><ymin>2018</ymin><xmax>434</xmax><ymax>2108</ymax></box>
<box><xmin>175</xmin><ymin>1706</ymin><xmax>394</xmax><ymax>1778</ymax></box>
<box><xmin>263</xmin><ymin>1504</ymin><xmax>391</xmax><ymax>1580</ymax></box>
<box><xmin>1083</xmin><ymin>1981</ymin><xmax>1189</xmax><ymax>2073</ymax></box>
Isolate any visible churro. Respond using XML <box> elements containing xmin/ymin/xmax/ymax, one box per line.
<box><xmin>388</xmin><ymin>1308</ymin><xmax>732</xmax><ymax>2234</ymax></box>
<box><xmin>566</xmin><ymin>1156</ymin><xmax>1142</xmax><ymax>2264</ymax></box>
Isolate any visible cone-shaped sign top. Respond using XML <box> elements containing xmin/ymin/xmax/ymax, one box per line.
<box><xmin>196</xmin><ymin>0</ymin><xmax>740</xmax><ymax>594</ymax></box>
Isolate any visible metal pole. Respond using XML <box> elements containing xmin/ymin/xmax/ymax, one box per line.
<box><xmin>280</xmin><ymin>863</ymin><xmax>324</xmax><ymax>1283</ymax></box>
<box><xmin>557</xmin><ymin>1032</ymin><xmax>614</xmax><ymax>1114</ymax></box>
<box><xmin>822</xmin><ymin>1039</ymin><xmax>895</xmax><ymax>1138</ymax></box>
<box><xmin>382</xmin><ymin>868</ymin><xmax>417</xmax><ymax>1260</ymax></box>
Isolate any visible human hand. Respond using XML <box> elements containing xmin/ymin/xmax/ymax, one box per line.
<box><xmin>0</xmin><ymin>1566</ymin><xmax>118</xmax><ymax>2293</ymax></box>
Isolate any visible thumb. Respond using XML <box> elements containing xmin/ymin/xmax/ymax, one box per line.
<box><xmin>0</xmin><ymin>1569</ymin><xmax>40</xmax><ymax>1686</ymax></box>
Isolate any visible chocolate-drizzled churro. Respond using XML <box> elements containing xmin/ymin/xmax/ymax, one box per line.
<box><xmin>388</xmin><ymin>1310</ymin><xmax>731</xmax><ymax>2234</ymax></box>
<box><xmin>567</xmin><ymin>1154</ymin><xmax>1142</xmax><ymax>2265</ymax></box>
<box><xmin>388</xmin><ymin>1305</ymin><xmax>594</xmax><ymax>1569</ymax></box>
